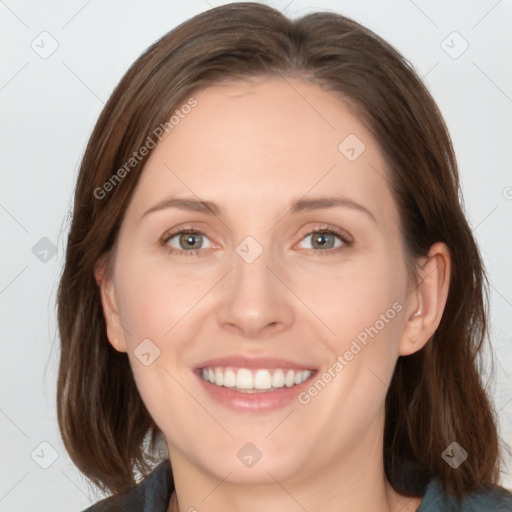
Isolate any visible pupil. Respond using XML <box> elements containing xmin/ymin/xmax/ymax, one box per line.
<box><xmin>313</xmin><ymin>233</ymin><xmax>333</xmax><ymax>249</ymax></box>
<box><xmin>181</xmin><ymin>233</ymin><xmax>201</xmax><ymax>249</ymax></box>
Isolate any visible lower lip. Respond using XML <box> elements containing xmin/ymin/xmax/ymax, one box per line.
<box><xmin>196</xmin><ymin>372</ymin><xmax>315</xmax><ymax>413</ymax></box>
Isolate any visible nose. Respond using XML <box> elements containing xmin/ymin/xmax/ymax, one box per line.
<box><xmin>215</xmin><ymin>242</ymin><xmax>295</xmax><ymax>339</ymax></box>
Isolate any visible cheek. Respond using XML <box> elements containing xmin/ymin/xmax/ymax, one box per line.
<box><xmin>296</xmin><ymin>261</ymin><xmax>406</xmax><ymax>432</ymax></box>
<box><xmin>113</xmin><ymin>262</ymin><xmax>197</xmax><ymax>432</ymax></box>
<box><xmin>115</xmin><ymin>258</ymin><xmax>211</xmax><ymax>346</ymax></box>
<box><xmin>297</xmin><ymin>255</ymin><xmax>405</xmax><ymax>339</ymax></box>
<box><xmin>299</xmin><ymin>254</ymin><xmax>407</xmax><ymax>401</ymax></box>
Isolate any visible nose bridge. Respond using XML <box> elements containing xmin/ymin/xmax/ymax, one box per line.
<box><xmin>215</xmin><ymin>234</ymin><xmax>294</xmax><ymax>337</ymax></box>
<box><xmin>233</xmin><ymin>238</ymin><xmax>272</xmax><ymax>295</ymax></box>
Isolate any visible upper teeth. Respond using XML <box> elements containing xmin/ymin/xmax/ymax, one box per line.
<box><xmin>201</xmin><ymin>367</ymin><xmax>312</xmax><ymax>391</ymax></box>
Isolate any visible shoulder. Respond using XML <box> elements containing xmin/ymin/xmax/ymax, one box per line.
<box><xmin>81</xmin><ymin>459</ymin><xmax>174</xmax><ymax>512</ymax></box>
<box><xmin>418</xmin><ymin>479</ymin><xmax>512</xmax><ymax>511</ymax></box>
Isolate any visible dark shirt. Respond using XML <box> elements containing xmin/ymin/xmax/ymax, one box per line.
<box><xmin>83</xmin><ymin>459</ymin><xmax>512</xmax><ymax>511</ymax></box>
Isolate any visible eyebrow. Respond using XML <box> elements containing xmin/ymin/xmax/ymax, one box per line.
<box><xmin>141</xmin><ymin>195</ymin><xmax>376</xmax><ymax>223</ymax></box>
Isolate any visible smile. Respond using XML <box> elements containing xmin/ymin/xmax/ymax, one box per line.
<box><xmin>199</xmin><ymin>367</ymin><xmax>313</xmax><ymax>392</ymax></box>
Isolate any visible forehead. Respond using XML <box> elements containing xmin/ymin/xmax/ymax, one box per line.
<box><xmin>126</xmin><ymin>77</ymin><xmax>398</xmax><ymax>226</ymax></box>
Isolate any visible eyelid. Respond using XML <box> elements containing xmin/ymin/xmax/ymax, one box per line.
<box><xmin>294</xmin><ymin>223</ymin><xmax>353</xmax><ymax>245</ymax></box>
<box><xmin>291</xmin><ymin>224</ymin><xmax>353</xmax><ymax>254</ymax></box>
<box><xmin>160</xmin><ymin>226</ymin><xmax>216</xmax><ymax>249</ymax></box>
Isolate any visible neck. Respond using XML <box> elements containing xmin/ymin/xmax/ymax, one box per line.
<box><xmin>166</xmin><ymin>412</ymin><xmax>422</xmax><ymax>512</ymax></box>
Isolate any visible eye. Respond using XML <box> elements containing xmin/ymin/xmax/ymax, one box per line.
<box><xmin>161</xmin><ymin>228</ymin><xmax>213</xmax><ymax>256</ymax></box>
<box><xmin>160</xmin><ymin>225</ymin><xmax>352</xmax><ymax>257</ymax></box>
<box><xmin>296</xmin><ymin>226</ymin><xmax>352</xmax><ymax>253</ymax></box>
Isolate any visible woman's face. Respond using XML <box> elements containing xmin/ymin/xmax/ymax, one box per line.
<box><xmin>100</xmin><ymin>77</ymin><xmax>420</xmax><ymax>485</ymax></box>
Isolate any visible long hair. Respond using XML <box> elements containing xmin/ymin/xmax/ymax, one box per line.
<box><xmin>57</xmin><ymin>2</ymin><xmax>502</xmax><ymax>499</ymax></box>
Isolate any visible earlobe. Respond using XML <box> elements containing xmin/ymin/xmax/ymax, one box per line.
<box><xmin>399</xmin><ymin>242</ymin><xmax>451</xmax><ymax>356</ymax></box>
<box><xmin>94</xmin><ymin>258</ymin><xmax>128</xmax><ymax>353</ymax></box>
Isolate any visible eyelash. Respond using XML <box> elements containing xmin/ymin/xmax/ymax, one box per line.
<box><xmin>160</xmin><ymin>225</ymin><xmax>353</xmax><ymax>257</ymax></box>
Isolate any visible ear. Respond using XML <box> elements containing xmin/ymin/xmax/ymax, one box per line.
<box><xmin>94</xmin><ymin>255</ymin><xmax>127</xmax><ymax>353</ymax></box>
<box><xmin>399</xmin><ymin>242</ymin><xmax>451</xmax><ymax>356</ymax></box>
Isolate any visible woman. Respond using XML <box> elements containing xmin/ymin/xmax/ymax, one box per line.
<box><xmin>56</xmin><ymin>3</ymin><xmax>512</xmax><ymax>511</ymax></box>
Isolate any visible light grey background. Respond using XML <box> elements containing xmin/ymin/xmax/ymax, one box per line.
<box><xmin>1</xmin><ymin>0</ymin><xmax>511</xmax><ymax>510</ymax></box>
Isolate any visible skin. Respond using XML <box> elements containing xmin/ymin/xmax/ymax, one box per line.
<box><xmin>95</xmin><ymin>77</ymin><xmax>450</xmax><ymax>512</ymax></box>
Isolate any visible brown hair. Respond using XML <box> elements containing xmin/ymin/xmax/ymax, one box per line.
<box><xmin>57</xmin><ymin>1</ymin><xmax>504</xmax><ymax>500</ymax></box>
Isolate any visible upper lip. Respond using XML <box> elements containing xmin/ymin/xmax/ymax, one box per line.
<box><xmin>195</xmin><ymin>355</ymin><xmax>315</xmax><ymax>370</ymax></box>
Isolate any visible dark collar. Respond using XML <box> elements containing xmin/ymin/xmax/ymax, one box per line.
<box><xmin>86</xmin><ymin>461</ymin><xmax>512</xmax><ymax>511</ymax></box>
<box><xmin>84</xmin><ymin>459</ymin><xmax>174</xmax><ymax>512</ymax></box>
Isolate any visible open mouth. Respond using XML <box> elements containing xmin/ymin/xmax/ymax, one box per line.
<box><xmin>198</xmin><ymin>367</ymin><xmax>314</xmax><ymax>393</ymax></box>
